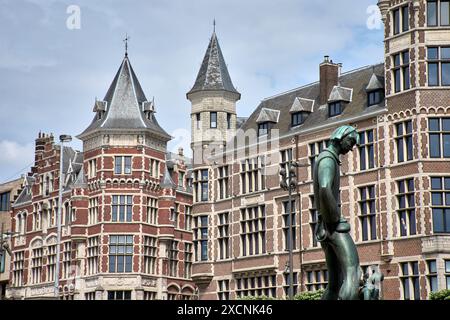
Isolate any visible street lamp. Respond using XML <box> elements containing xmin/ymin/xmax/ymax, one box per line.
<box><xmin>55</xmin><ymin>134</ymin><xmax>72</xmax><ymax>298</ymax></box>
<box><xmin>280</xmin><ymin>159</ymin><xmax>308</xmax><ymax>300</ymax></box>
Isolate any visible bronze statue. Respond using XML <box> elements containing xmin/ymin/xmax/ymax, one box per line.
<box><xmin>313</xmin><ymin>125</ymin><xmax>361</xmax><ymax>300</ymax></box>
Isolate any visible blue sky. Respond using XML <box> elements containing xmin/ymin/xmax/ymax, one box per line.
<box><xmin>0</xmin><ymin>0</ymin><xmax>384</xmax><ymax>183</ymax></box>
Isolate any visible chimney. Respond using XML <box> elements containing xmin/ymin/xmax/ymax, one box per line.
<box><xmin>319</xmin><ymin>56</ymin><xmax>340</xmax><ymax>105</ymax></box>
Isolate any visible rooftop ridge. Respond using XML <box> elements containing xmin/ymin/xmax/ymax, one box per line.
<box><xmin>262</xmin><ymin>62</ymin><xmax>384</xmax><ymax>102</ymax></box>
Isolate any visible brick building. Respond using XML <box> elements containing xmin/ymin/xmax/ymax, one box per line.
<box><xmin>189</xmin><ymin>0</ymin><xmax>450</xmax><ymax>300</ymax></box>
<box><xmin>6</xmin><ymin>54</ymin><xmax>195</xmax><ymax>300</ymax></box>
<box><xmin>0</xmin><ymin>178</ymin><xmax>23</xmax><ymax>299</ymax></box>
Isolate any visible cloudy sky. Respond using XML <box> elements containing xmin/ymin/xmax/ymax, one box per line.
<box><xmin>0</xmin><ymin>0</ymin><xmax>384</xmax><ymax>183</ymax></box>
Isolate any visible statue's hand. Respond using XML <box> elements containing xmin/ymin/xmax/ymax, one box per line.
<box><xmin>335</xmin><ymin>217</ymin><xmax>351</xmax><ymax>233</ymax></box>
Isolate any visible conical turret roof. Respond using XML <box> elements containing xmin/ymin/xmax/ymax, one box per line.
<box><xmin>187</xmin><ymin>32</ymin><xmax>240</xmax><ymax>97</ymax></box>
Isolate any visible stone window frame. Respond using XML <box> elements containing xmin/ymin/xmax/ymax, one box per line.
<box><xmin>61</xmin><ymin>241</ymin><xmax>72</xmax><ymax>279</ymax></box>
<box><xmin>168</xmin><ymin>240</ymin><xmax>179</xmax><ymax>278</ymax></box>
<box><xmin>217</xmin><ymin>165</ymin><xmax>230</xmax><ymax>200</ymax></box>
<box><xmin>427</xmin><ymin>46</ymin><xmax>450</xmax><ymax>86</ymax></box>
<box><xmin>235</xmin><ymin>274</ymin><xmax>276</xmax><ymax>298</ymax></box>
<box><xmin>114</xmin><ymin>155</ymin><xmax>132</xmax><ymax>175</ymax></box>
<box><xmin>309</xmin><ymin>140</ymin><xmax>329</xmax><ymax>180</ymax></box>
<box><xmin>305</xmin><ymin>269</ymin><xmax>328</xmax><ymax>291</ymax></box>
<box><xmin>400</xmin><ymin>261</ymin><xmax>420</xmax><ymax>300</ymax></box>
<box><xmin>12</xmin><ymin>251</ymin><xmax>25</xmax><ymax>287</ymax></box>
<box><xmin>392</xmin><ymin>50</ymin><xmax>410</xmax><ymax>93</ymax></box>
<box><xmin>88</xmin><ymin>197</ymin><xmax>99</xmax><ymax>225</ymax></box>
<box><xmin>193</xmin><ymin>216</ymin><xmax>208</xmax><ymax>262</ymax></box>
<box><xmin>240</xmin><ymin>205</ymin><xmax>266</xmax><ymax>257</ymax></box>
<box><xmin>210</xmin><ymin>111</ymin><xmax>218</xmax><ymax>129</ymax></box>
<box><xmin>445</xmin><ymin>260</ymin><xmax>450</xmax><ymax>289</ymax></box>
<box><xmin>395</xmin><ymin>120</ymin><xmax>414</xmax><ymax>163</ymax></box>
<box><xmin>184</xmin><ymin>242</ymin><xmax>193</xmax><ymax>279</ymax></box>
<box><xmin>143</xmin><ymin>236</ymin><xmax>157</xmax><ymax>275</ymax></box>
<box><xmin>146</xmin><ymin>197</ymin><xmax>158</xmax><ymax>225</ymax></box>
<box><xmin>429</xmin><ymin>117</ymin><xmax>450</xmax><ymax>158</ymax></box>
<box><xmin>392</xmin><ymin>4</ymin><xmax>409</xmax><ymax>35</ymax></box>
<box><xmin>396</xmin><ymin>178</ymin><xmax>417</xmax><ymax>237</ymax></box>
<box><xmin>427</xmin><ymin>0</ymin><xmax>450</xmax><ymax>27</ymax></box>
<box><xmin>31</xmin><ymin>247</ymin><xmax>43</xmax><ymax>284</ymax></box>
<box><xmin>217</xmin><ymin>212</ymin><xmax>230</xmax><ymax>260</ymax></box>
<box><xmin>107</xmin><ymin>290</ymin><xmax>132</xmax><ymax>300</ymax></box>
<box><xmin>108</xmin><ymin>235</ymin><xmax>133</xmax><ymax>273</ymax></box>
<box><xmin>217</xmin><ymin>279</ymin><xmax>230</xmax><ymax>300</ymax></box>
<box><xmin>430</xmin><ymin>176</ymin><xmax>450</xmax><ymax>233</ymax></box>
<box><xmin>426</xmin><ymin>259</ymin><xmax>439</xmax><ymax>293</ymax></box>
<box><xmin>87</xmin><ymin>158</ymin><xmax>97</xmax><ymax>179</ymax></box>
<box><xmin>86</xmin><ymin>236</ymin><xmax>99</xmax><ymax>275</ymax></box>
<box><xmin>240</xmin><ymin>157</ymin><xmax>265</xmax><ymax>195</ymax></box>
<box><xmin>282</xmin><ymin>199</ymin><xmax>297</xmax><ymax>251</ymax></box>
<box><xmin>193</xmin><ymin>169</ymin><xmax>209</xmax><ymax>203</ymax></box>
<box><xmin>283</xmin><ymin>272</ymin><xmax>299</xmax><ymax>297</ymax></box>
<box><xmin>358</xmin><ymin>129</ymin><xmax>375</xmax><ymax>171</ymax></box>
<box><xmin>309</xmin><ymin>195</ymin><xmax>319</xmax><ymax>248</ymax></box>
<box><xmin>184</xmin><ymin>205</ymin><xmax>192</xmax><ymax>231</ymax></box>
<box><xmin>111</xmin><ymin>195</ymin><xmax>133</xmax><ymax>222</ymax></box>
<box><xmin>358</xmin><ymin>185</ymin><xmax>377</xmax><ymax>241</ymax></box>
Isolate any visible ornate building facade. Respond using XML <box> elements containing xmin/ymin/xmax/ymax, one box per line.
<box><xmin>190</xmin><ymin>0</ymin><xmax>450</xmax><ymax>300</ymax></box>
<box><xmin>6</xmin><ymin>54</ymin><xmax>195</xmax><ymax>300</ymax></box>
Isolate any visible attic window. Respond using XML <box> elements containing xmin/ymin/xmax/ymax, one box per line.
<box><xmin>368</xmin><ymin>90</ymin><xmax>384</xmax><ymax>106</ymax></box>
<box><xmin>329</xmin><ymin>102</ymin><xmax>342</xmax><ymax>117</ymax></box>
<box><xmin>258</xmin><ymin>122</ymin><xmax>269</xmax><ymax>136</ymax></box>
<box><xmin>291</xmin><ymin>112</ymin><xmax>308</xmax><ymax>127</ymax></box>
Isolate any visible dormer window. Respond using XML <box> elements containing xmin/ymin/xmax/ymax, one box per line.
<box><xmin>368</xmin><ymin>90</ymin><xmax>384</xmax><ymax>106</ymax></box>
<box><xmin>258</xmin><ymin>122</ymin><xmax>269</xmax><ymax>136</ymax></box>
<box><xmin>291</xmin><ymin>112</ymin><xmax>308</xmax><ymax>127</ymax></box>
<box><xmin>329</xmin><ymin>102</ymin><xmax>342</xmax><ymax>117</ymax></box>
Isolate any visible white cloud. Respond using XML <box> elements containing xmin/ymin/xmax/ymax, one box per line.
<box><xmin>0</xmin><ymin>140</ymin><xmax>34</xmax><ymax>183</ymax></box>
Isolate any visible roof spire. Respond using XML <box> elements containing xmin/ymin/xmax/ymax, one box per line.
<box><xmin>123</xmin><ymin>33</ymin><xmax>130</xmax><ymax>57</ymax></box>
<box><xmin>213</xmin><ymin>19</ymin><xmax>216</xmax><ymax>33</ymax></box>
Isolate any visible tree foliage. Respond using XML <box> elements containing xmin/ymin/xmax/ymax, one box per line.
<box><xmin>429</xmin><ymin>289</ymin><xmax>450</xmax><ymax>300</ymax></box>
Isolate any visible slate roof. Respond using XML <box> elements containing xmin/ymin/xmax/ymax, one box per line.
<box><xmin>78</xmin><ymin>55</ymin><xmax>171</xmax><ymax>141</ymax></box>
<box><xmin>187</xmin><ymin>32</ymin><xmax>240</xmax><ymax>97</ymax></box>
<box><xmin>238</xmin><ymin>63</ymin><xmax>386</xmax><ymax>137</ymax></box>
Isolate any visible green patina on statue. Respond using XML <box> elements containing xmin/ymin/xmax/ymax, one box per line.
<box><xmin>313</xmin><ymin>125</ymin><xmax>361</xmax><ymax>300</ymax></box>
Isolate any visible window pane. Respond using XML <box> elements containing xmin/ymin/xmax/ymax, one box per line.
<box><xmin>428</xmin><ymin>1</ymin><xmax>438</xmax><ymax>26</ymax></box>
<box><xmin>446</xmin><ymin>260</ymin><xmax>450</xmax><ymax>273</ymax></box>
<box><xmin>428</xmin><ymin>47</ymin><xmax>439</xmax><ymax>60</ymax></box>
<box><xmin>433</xmin><ymin>208</ymin><xmax>444</xmax><ymax>232</ymax></box>
<box><xmin>441</xmin><ymin>1</ymin><xmax>450</xmax><ymax>25</ymax></box>
<box><xmin>428</xmin><ymin>63</ymin><xmax>439</xmax><ymax>86</ymax></box>
<box><xmin>430</xmin><ymin>134</ymin><xmax>441</xmax><ymax>157</ymax></box>
<box><xmin>442</xmin><ymin>47</ymin><xmax>450</xmax><ymax>59</ymax></box>
<box><xmin>395</xmin><ymin>69</ymin><xmax>401</xmax><ymax>92</ymax></box>
<box><xmin>430</xmin><ymin>118</ymin><xmax>441</xmax><ymax>131</ymax></box>
<box><xmin>403</xmin><ymin>66</ymin><xmax>410</xmax><ymax>89</ymax></box>
<box><xmin>432</xmin><ymin>177</ymin><xmax>442</xmax><ymax>190</ymax></box>
<box><xmin>429</xmin><ymin>260</ymin><xmax>437</xmax><ymax>273</ymax></box>
<box><xmin>394</xmin><ymin>9</ymin><xmax>400</xmax><ymax>34</ymax></box>
<box><xmin>394</xmin><ymin>54</ymin><xmax>401</xmax><ymax>66</ymax></box>
<box><xmin>444</xmin><ymin>134</ymin><xmax>450</xmax><ymax>157</ymax></box>
<box><xmin>115</xmin><ymin>157</ymin><xmax>122</xmax><ymax>174</ymax></box>
<box><xmin>402</xmin><ymin>6</ymin><xmax>409</xmax><ymax>31</ymax></box>
<box><xmin>432</xmin><ymin>192</ymin><xmax>443</xmax><ymax>205</ymax></box>
<box><xmin>442</xmin><ymin>63</ymin><xmax>450</xmax><ymax>85</ymax></box>
<box><xmin>124</xmin><ymin>157</ymin><xmax>131</xmax><ymax>174</ymax></box>
<box><xmin>443</xmin><ymin>119</ymin><xmax>450</xmax><ymax>131</ymax></box>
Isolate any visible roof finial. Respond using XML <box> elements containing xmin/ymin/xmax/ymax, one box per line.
<box><xmin>123</xmin><ymin>33</ymin><xmax>130</xmax><ymax>57</ymax></box>
<box><xmin>213</xmin><ymin>19</ymin><xmax>216</xmax><ymax>33</ymax></box>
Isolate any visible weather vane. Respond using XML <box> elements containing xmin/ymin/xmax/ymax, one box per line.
<box><xmin>124</xmin><ymin>34</ymin><xmax>130</xmax><ymax>56</ymax></box>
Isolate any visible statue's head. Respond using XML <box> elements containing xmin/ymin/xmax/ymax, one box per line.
<box><xmin>330</xmin><ymin>125</ymin><xmax>359</xmax><ymax>155</ymax></box>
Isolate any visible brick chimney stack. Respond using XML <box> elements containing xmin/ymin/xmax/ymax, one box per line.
<box><xmin>319</xmin><ymin>56</ymin><xmax>340</xmax><ymax>105</ymax></box>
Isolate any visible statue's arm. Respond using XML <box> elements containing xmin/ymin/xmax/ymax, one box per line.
<box><xmin>318</xmin><ymin>157</ymin><xmax>340</xmax><ymax>224</ymax></box>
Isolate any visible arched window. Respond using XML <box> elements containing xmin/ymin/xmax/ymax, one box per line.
<box><xmin>64</xmin><ymin>201</ymin><xmax>71</xmax><ymax>226</ymax></box>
